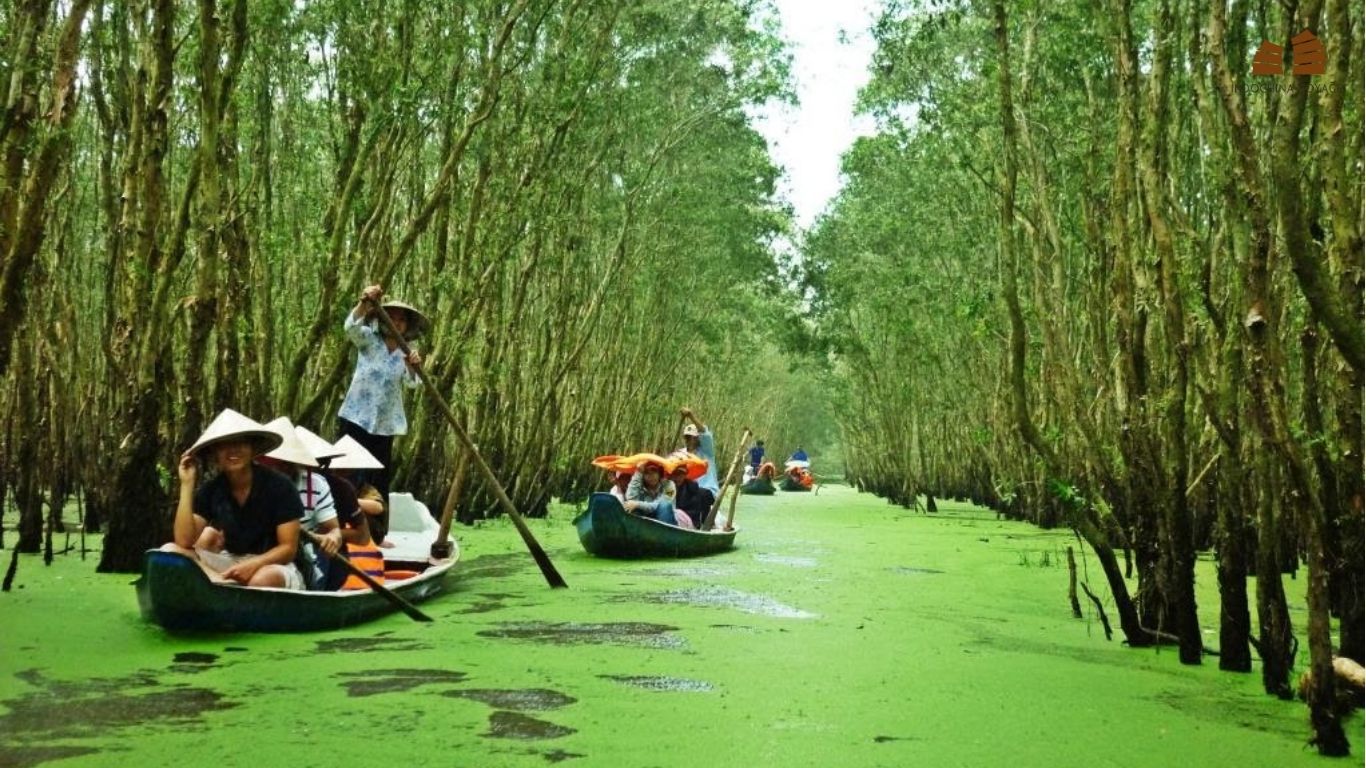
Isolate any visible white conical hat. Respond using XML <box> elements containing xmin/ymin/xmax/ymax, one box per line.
<box><xmin>380</xmin><ymin>299</ymin><xmax>431</xmax><ymax>340</ymax></box>
<box><xmin>260</xmin><ymin>417</ymin><xmax>319</xmax><ymax>468</ymax></box>
<box><xmin>329</xmin><ymin>435</ymin><xmax>384</xmax><ymax>470</ymax></box>
<box><xmin>294</xmin><ymin>425</ymin><xmax>345</xmax><ymax>463</ymax></box>
<box><xmin>187</xmin><ymin>409</ymin><xmax>283</xmax><ymax>457</ymax></box>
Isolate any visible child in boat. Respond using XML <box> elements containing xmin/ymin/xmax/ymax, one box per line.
<box><xmin>329</xmin><ymin>435</ymin><xmax>390</xmax><ymax>548</ymax></box>
<box><xmin>295</xmin><ymin>426</ymin><xmax>384</xmax><ymax>590</ymax></box>
<box><xmin>161</xmin><ymin>409</ymin><xmax>306</xmax><ymax>589</ymax></box>
<box><xmin>608</xmin><ymin>470</ymin><xmax>632</xmax><ymax>503</ymax></box>
<box><xmin>258</xmin><ymin>417</ymin><xmax>342</xmax><ymax>590</ymax></box>
<box><xmin>623</xmin><ymin>457</ymin><xmax>681</xmax><ymax>525</ymax></box>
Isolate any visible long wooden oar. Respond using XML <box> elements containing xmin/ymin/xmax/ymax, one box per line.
<box><xmin>703</xmin><ymin>427</ymin><xmax>751</xmax><ymax>530</ymax></box>
<box><xmin>304</xmin><ymin>531</ymin><xmax>433</xmax><ymax>622</ymax></box>
<box><xmin>366</xmin><ymin>298</ymin><xmax>568</xmax><ymax>588</ymax></box>
<box><xmin>431</xmin><ymin>445</ymin><xmax>470</xmax><ymax>560</ymax></box>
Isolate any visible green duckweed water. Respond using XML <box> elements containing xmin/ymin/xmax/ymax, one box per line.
<box><xmin>1</xmin><ymin>485</ymin><xmax>1360</xmax><ymax>767</ymax></box>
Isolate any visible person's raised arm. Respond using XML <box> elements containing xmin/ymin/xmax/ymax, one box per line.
<box><xmin>174</xmin><ymin>451</ymin><xmax>207</xmax><ymax>549</ymax></box>
<box><xmin>351</xmin><ymin>284</ymin><xmax>383</xmax><ymax>321</ymax></box>
<box><xmin>680</xmin><ymin>407</ymin><xmax>706</xmax><ymax>432</ymax></box>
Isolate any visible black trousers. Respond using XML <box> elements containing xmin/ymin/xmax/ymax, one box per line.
<box><xmin>337</xmin><ymin>418</ymin><xmax>395</xmax><ymax>501</ymax></box>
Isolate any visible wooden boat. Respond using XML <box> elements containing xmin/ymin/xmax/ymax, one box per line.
<box><xmin>740</xmin><ymin>476</ymin><xmax>776</xmax><ymax>495</ymax></box>
<box><xmin>779</xmin><ymin>474</ymin><xmax>811</xmax><ymax>492</ymax></box>
<box><xmin>573</xmin><ymin>492</ymin><xmax>737</xmax><ymax>558</ymax></box>
<box><xmin>135</xmin><ymin>547</ymin><xmax>457</xmax><ymax>633</ymax></box>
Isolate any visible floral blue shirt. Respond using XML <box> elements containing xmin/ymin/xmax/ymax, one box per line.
<box><xmin>338</xmin><ymin>312</ymin><xmax>420</xmax><ymax>435</ymax></box>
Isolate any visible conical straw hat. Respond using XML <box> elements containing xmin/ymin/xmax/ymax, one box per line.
<box><xmin>380</xmin><ymin>299</ymin><xmax>431</xmax><ymax>340</ymax></box>
<box><xmin>187</xmin><ymin>409</ymin><xmax>282</xmax><ymax>457</ymax></box>
<box><xmin>261</xmin><ymin>417</ymin><xmax>320</xmax><ymax>468</ymax></box>
<box><xmin>294</xmin><ymin>425</ymin><xmax>345</xmax><ymax>463</ymax></box>
<box><xmin>329</xmin><ymin>435</ymin><xmax>385</xmax><ymax>471</ymax></box>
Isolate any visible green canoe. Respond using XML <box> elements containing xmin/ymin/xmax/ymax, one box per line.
<box><xmin>573</xmin><ymin>492</ymin><xmax>737</xmax><ymax>558</ymax></box>
<box><xmin>779</xmin><ymin>475</ymin><xmax>811</xmax><ymax>492</ymax></box>
<box><xmin>740</xmin><ymin>476</ymin><xmax>776</xmax><ymax>495</ymax></box>
<box><xmin>135</xmin><ymin>549</ymin><xmax>457</xmax><ymax>633</ymax></box>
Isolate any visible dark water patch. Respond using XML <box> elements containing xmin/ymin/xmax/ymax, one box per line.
<box><xmin>443</xmin><ymin>688</ymin><xmax>576</xmax><ymax>711</ymax></box>
<box><xmin>479</xmin><ymin>592</ymin><xmax>518</xmax><ymax>600</ymax></box>
<box><xmin>478</xmin><ymin>621</ymin><xmax>685</xmax><ymax>649</ymax></box>
<box><xmin>629</xmin><ymin>588</ymin><xmax>817</xmax><ymax>619</ymax></box>
<box><xmin>600</xmin><ymin>675</ymin><xmax>715</xmax><ymax>693</ymax></box>
<box><xmin>172</xmin><ymin>652</ymin><xmax>218</xmax><ymax>666</ymax></box>
<box><xmin>315</xmin><ymin>636</ymin><xmax>429</xmax><ymax>654</ymax></box>
<box><xmin>709</xmin><ymin>623</ymin><xmax>761</xmax><ymax>633</ymax></box>
<box><xmin>0</xmin><ymin>744</ymin><xmax>102</xmax><ymax>767</ymax></box>
<box><xmin>890</xmin><ymin>566</ymin><xmax>943</xmax><ymax>575</ymax></box>
<box><xmin>223</xmin><ymin>646</ymin><xmax>249</xmax><ymax>653</ymax></box>
<box><xmin>459</xmin><ymin>601</ymin><xmax>506</xmax><ymax>615</ymax></box>
<box><xmin>0</xmin><ymin>670</ymin><xmax>236</xmax><ymax>742</ymax></box>
<box><xmin>1155</xmin><ymin>691</ymin><xmax>1305</xmax><ymax>739</ymax></box>
<box><xmin>754</xmin><ymin>553</ymin><xmax>817</xmax><ymax>568</ymax></box>
<box><xmin>542</xmin><ymin>748</ymin><xmax>586</xmax><ymax>763</ymax></box>
<box><xmin>874</xmin><ymin>735</ymin><xmax>920</xmax><ymax>743</ymax></box>
<box><xmin>484</xmin><ymin>711</ymin><xmax>576</xmax><ymax>741</ymax></box>
<box><xmin>334</xmin><ymin>668</ymin><xmax>467</xmax><ymax>697</ymax></box>
<box><xmin>461</xmin><ymin>553</ymin><xmax>528</xmax><ymax>581</ymax></box>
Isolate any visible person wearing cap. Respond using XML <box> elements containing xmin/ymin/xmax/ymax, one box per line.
<box><xmin>258</xmin><ymin>417</ymin><xmax>347</xmax><ymax>590</ymax></box>
<box><xmin>162</xmin><ymin>409</ymin><xmax>306</xmax><ymax>590</ymax></box>
<box><xmin>677</xmin><ymin>408</ymin><xmax>719</xmax><ymax>509</ymax></box>
<box><xmin>623</xmin><ymin>456</ymin><xmax>681</xmax><ymax>525</ymax></box>
<box><xmin>338</xmin><ymin>283</ymin><xmax>428</xmax><ymax>502</ymax></box>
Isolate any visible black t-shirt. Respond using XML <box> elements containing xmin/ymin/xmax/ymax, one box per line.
<box><xmin>194</xmin><ymin>465</ymin><xmax>303</xmax><ymax>555</ymax></box>
<box><xmin>319</xmin><ymin>470</ymin><xmax>365</xmax><ymax>534</ymax></box>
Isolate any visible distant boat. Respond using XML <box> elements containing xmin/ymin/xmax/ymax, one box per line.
<box><xmin>573</xmin><ymin>492</ymin><xmax>737</xmax><ymax>558</ymax></box>
<box><xmin>740</xmin><ymin>476</ymin><xmax>776</xmax><ymax>495</ymax></box>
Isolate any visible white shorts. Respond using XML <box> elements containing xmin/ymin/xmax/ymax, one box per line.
<box><xmin>196</xmin><ymin>548</ymin><xmax>305</xmax><ymax>591</ymax></box>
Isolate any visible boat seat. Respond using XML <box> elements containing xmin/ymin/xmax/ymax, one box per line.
<box><xmin>382</xmin><ymin>493</ymin><xmax>443</xmax><ymax>562</ymax></box>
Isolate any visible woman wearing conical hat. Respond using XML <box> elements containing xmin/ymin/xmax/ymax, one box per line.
<box><xmin>337</xmin><ymin>284</ymin><xmax>429</xmax><ymax>503</ymax></box>
<box><xmin>161</xmin><ymin>409</ymin><xmax>306</xmax><ymax>589</ymax></box>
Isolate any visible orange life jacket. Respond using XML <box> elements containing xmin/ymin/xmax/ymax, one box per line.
<box><xmin>340</xmin><ymin>542</ymin><xmax>386</xmax><ymax>590</ymax></box>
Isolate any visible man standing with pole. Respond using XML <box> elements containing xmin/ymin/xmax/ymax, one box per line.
<box><xmin>677</xmin><ymin>408</ymin><xmax>719</xmax><ymax>515</ymax></box>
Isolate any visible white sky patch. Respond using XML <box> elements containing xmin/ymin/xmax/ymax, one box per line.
<box><xmin>749</xmin><ymin>0</ymin><xmax>882</xmax><ymax>230</ymax></box>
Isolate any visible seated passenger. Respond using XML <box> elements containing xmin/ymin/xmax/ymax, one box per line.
<box><xmin>608</xmin><ymin>470</ymin><xmax>632</xmax><ymax>503</ymax></box>
<box><xmin>162</xmin><ymin>409</ymin><xmax>305</xmax><ymax>589</ymax></box>
<box><xmin>669</xmin><ymin>464</ymin><xmax>706</xmax><ymax>530</ymax></box>
<box><xmin>258</xmin><ymin>417</ymin><xmax>341</xmax><ymax>590</ymax></box>
<box><xmin>623</xmin><ymin>457</ymin><xmax>679</xmax><ymax>525</ymax></box>
<box><xmin>295</xmin><ymin>425</ymin><xmax>383</xmax><ymax>590</ymax></box>
<box><xmin>330</xmin><ymin>435</ymin><xmax>391</xmax><ymax>548</ymax></box>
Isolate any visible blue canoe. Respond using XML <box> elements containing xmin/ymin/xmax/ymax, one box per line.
<box><xmin>573</xmin><ymin>493</ymin><xmax>737</xmax><ymax>558</ymax></box>
<box><xmin>135</xmin><ymin>550</ymin><xmax>456</xmax><ymax>633</ymax></box>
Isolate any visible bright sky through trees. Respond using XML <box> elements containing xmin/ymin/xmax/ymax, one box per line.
<box><xmin>750</xmin><ymin>0</ymin><xmax>881</xmax><ymax>229</ymax></box>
